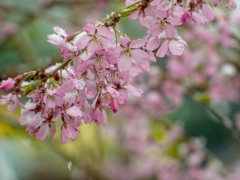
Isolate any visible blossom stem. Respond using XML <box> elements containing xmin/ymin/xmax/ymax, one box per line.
<box><xmin>117</xmin><ymin>1</ymin><xmax>141</xmax><ymax>13</ymax></box>
<box><xmin>207</xmin><ymin>105</ymin><xmax>240</xmax><ymax>150</ymax></box>
<box><xmin>46</xmin><ymin>58</ymin><xmax>73</xmax><ymax>77</ymax></box>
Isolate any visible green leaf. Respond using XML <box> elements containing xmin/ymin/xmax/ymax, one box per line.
<box><xmin>22</xmin><ymin>80</ymin><xmax>41</xmax><ymax>96</ymax></box>
<box><xmin>119</xmin><ymin>6</ymin><xmax>139</xmax><ymax>17</ymax></box>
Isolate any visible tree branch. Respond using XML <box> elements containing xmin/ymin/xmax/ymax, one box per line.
<box><xmin>207</xmin><ymin>104</ymin><xmax>240</xmax><ymax>150</ymax></box>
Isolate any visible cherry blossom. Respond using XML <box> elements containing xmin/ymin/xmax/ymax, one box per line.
<box><xmin>0</xmin><ymin>0</ymin><xmax>238</xmax><ymax>144</ymax></box>
<box><xmin>156</xmin><ymin>37</ymin><xmax>187</xmax><ymax>57</ymax></box>
<box><xmin>0</xmin><ymin>78</ymin><xmax>16</xmax><ymax>91</ymax></box>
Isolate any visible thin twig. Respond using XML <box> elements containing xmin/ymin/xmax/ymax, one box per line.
<box><xmin>207</xmin><ymin>104</ymin><xmax>240</xmax><ymax>150</ymax></box>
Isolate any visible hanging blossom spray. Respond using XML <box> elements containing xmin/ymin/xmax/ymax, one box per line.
<box><xmin>0</xmin><ymin>0</ymin><xmax>237</xmax><ymax>143</ymax></box>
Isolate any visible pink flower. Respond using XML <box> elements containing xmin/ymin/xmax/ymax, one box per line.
<box><xmin>61</xmin><ymin>124</ymin><xmax>79</xmax><ymax>144</ymax></box>
<box><xmin>0</xmin><ymin>93</ymin><xmax>20</xmax><ymax>112</ymax></box>
<box><xmin>65</xmin><ymin>106</ymin><xmax>83</xmax><ymax>118</ymax></box>
<box><xmin>191</xmin><ymin>10</ymin><xmax>206</xmax><ymax>25</ymax></box>
<box><xmin>85</xmin><ymin>48</ymin><xmax>109</xmax><ymax>72</ymax></box>
<box><xmin>181</xmin><ymin>2</ymin><xmax>214</xmax><ymax>25</ymax></box>
<box><xmin>202</xmin><ymin>4</ymin><xmax>214</xmax><ymax>23</ymax></box>
<box><xmin>61</xmin><ymin>113</ymin><xmax>80</xmax><ymax>144</ymax></box>
<box><xmin>91</xmin><ymin>107</ymin><xmax>108</xmax><ymax>126</ymax></box>
<box><xmin>125</xmin><ymin>0</ymin><xmax>155</xmax><ymax>22</ymax></box>
<box><xmin>19</xmin><ymin>101</ymin><xmax>38</xmax><ymax>125</ymax></box>
<box><xmin>36</xmin><ymin>123</ymin><xmax>49</xmax><ymax>141</ymax></box>
<box><xmin>118</xmin><ymin>37</ymin><xmax>148</xmax><ymax>71</ymax></box>
<box><xmin>43</xmin><ymin>89</ymin><xmax>64</xmax><ymax>110</ymax></box>
<box><xmin>156</xmin><ymin>37</ymin><xmax>187</xmax><ymax>57</ymax></box>
<box><xmin>47</xmin><ymin>27</ymin><xmax>67</xmax><ymax>46</ymax></box>
<box><xmin>49</xmin><ymin>123</ymin><xmax>56</xmax><ymax>141</ymax></box>
<box><xmin>141</xmin><ymin>9</ymin><xmax>181</xmax><ymax>38</ymax></box>
<box><xmin>124</xmin><ymin>83</ymin><xmax>143</xmax><ymax>97</ymax></box>
<box><xmin>47</xmin><ymin>27</ymin><xmax>79</xmax><ymax>59</ymax></box>
<box><xmin>0</xmin><ymin>78</ymin><xmax>16</xmax><ymax>91</ymax></box>
<box><xmin>76</xmin><ymin>24</ymin><xmax>115</xmax><ymax>53</ymax></box>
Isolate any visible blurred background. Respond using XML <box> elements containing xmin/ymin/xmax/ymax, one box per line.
<box><xmin>0</xmin><ymin>0</ymin><xmax>240</xmax><ymax>179</ymax></box>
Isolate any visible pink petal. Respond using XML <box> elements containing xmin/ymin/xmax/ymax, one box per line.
<box><xmin>146</xmin><ymin>37</ymin><xmax>160</xmax><ymax>51</ymax></box>
<box><xmin>120</xmin><ymin>37</ymin><xmax>131</xmax><ymax>47</ymax></box>
<box><xmin>202</xmin><ymin>4</ymin><xmax>214</xmax><ymax>22</ymax></box>
<box><xmin>165</xmin><ymin>24</ymin><xmax>178</xmax><ymax>39</ymax></box>
<box><xmin>156</xmin><ymin>40</ymin><xmax>169</xmax><ymax>57</ymax></box>
<box><xmin>50</xmin><ymin>123</ymin><xmax>56</xmax><ymax>141</ymax></box>
<box><xmin>126</xmin><ymin>0</ymin><xmax>135</xmax><ymax>6</ymax></box>
<box><xmin>117</xmin><ymin>90</ymin><xmax>128</xmax><ymax>105</ymax></box>
<box><xmin>169</xmin><ymin>40</ymin><xmax>185</xmax><ymax>56</ymax></box>
<box><xmin>92</xmin><ymin>108</ymin><xmax>107</xmax><ymax>126</ymax></box>
<box><xmin>129</xmin><ymin>38</ymin><xmax>145</xmax><ymax>48</ymax></box>
<box><xmin>128</xmin><ymin>11</ymin><xmax>140</xmax><ymax>20</ymax></box>
<box><xmin>0</xmin><ymin>98</ymin><xmax>8</xmax><ymax>105</ymax></box>
<box><xmin>61</xmin><ymin>126</ymin><xmax>68</xmax><ymax>144</ymax></box>
<box><xmin>106</xmin><ymin>47</ymin><xmax>121</xmax><ymax>64</ymax></box>
<box><xmin>141</xmin><ymin>61</ymin><xmax>150</xmax><ymax>71</ymax></box>
<box><xmin>83</xmin><ymin>23</ymin><xmax>96</xmax><ymax>35</ymax></box>
<box><xmin>76</xmin><ymin>35</ymin><xmax>92</xmax><ymax>50</ymax></box>
<box><xmin>118</xmin><ymin>71</ymin><xmax>130</xmax><ymax>82</ymax></box>
<box><xmin>147</xmin><ymin>24</ymin><xmax>161</xmax><ymax>36</ymax></box>
<box><xmin>181</xmin><ymin>11</ymin><xmax>192</xmax><ymax>26</ymax></box>
<box><xmin>154</xmin><ymin>9</ymin><xmax>168</xmax><ymax>19</ymax></box>
<box><xmin>147</xmin><ymin>51</ymin><xmax>156</xmax><ymax>62</ymax></box>
<box><xmin>173</xmin><ymin>6</ymin><xmax>185</xmax><ymax>18</ymax></box>
<box><xmin>53</xmin><ymin>27</ymin><xmax>67</xmax><ymax>37</ymax></box>
<box><xmin>151</xmin><ymin>0</ymin><xmax>164</xmax><ymax>6</ymax></box>
<box><xmin>192</xmin><ymin>11</ymin><xmax>205</xmax><ymax>25</ymax></box>
<box><xmin>118</xmin><ymin>55</ymin><xmax>132</xmax><ymax>72</ymax></box>
<box><xmin>66</xmin><ymin>106</ymin><xmax>82</xmax><ymax>117</ymax></box>
<box><xmin>101</xmin><ymin>36</ymin><xmax>114</xmax><ymax>48</ymax></box>
<box><xmin>131</xmin><ymin>49</ymin><xmax>148</xmax><ymax>63</ymax></box>
<box><xmin>47</xmin><ymin>34</ymin><xmax>64</xmax><ymax>46</ymax></box>
<box><xmin>72</xmin><ymin>79</ymin><xmax>86</xmax><ymax>90</ymax></box>
<box><xmin>167</xmin><ymin>17</ymin><xmax>182</xmax><ymax>26</ymax></box>
<box><xmin>86</xmin><ymin>88</ymin><xmax>97</xmax><ymax>99</ymax></box>
<box><xmin>36</xmin><ymin>124</ymin><xmax>49</xmax><ymax>141</ymax></box>
<box><xmin>8</xmin><ymin>94</ymin><xmax>19</xmax><ymax>112</ymax></box>
<box><xmin>125</xmin><ymin>84</ymin><xmax>143</xmax><ymax>97</ymax></box>
<box><xmin>83</xmin><ymin>112</ymin><xmax>92</xmax><ymax>124</ymax></box>
<box><xmin>0</xmin><ymin>78</ymin><xmax>16</xmax><ymax>91</ymax></box>
<box><xmin>212</xmin><ymin>0</ymin><xmax>221</xmax><ymax>6</ymax></box>
<box><xmin>97</xmin><ymin>26</ymin><xmax>113</xmax><ymax>37</ymax></box>
<box><xmin>28</xmin><ymin>116</ymin><xmax>45</xmax><ymax>129</ymax></box>
<box><xmin>87</xmin><ymin>41</ymin><xmax>101</xmax><ymax>53</ymax></box>
<box><xmin>129</xmin><ymin>65</ymin><xmax>143</xmax><ymax>77</ymax></box>
<box><xmin>79</xmin><ymin>59</ymin><xmax>94</xmax><ymax>73</ymax></box>
<box><xmin>102</xmin><ymin>109</ymin><xmax>108</xmax><ymax>126</ymax></box>
<box><xmin>106</xmin><ymin>86</ymin><xmax>119</xmax><ymax>97</ymax></box>
<box><xmin>111</xmin><ymin>98</ymin><xmax>119</xmax><ymax>113</ymax></box>
<box><xmin>66</xmin><ymin>125</ymin><xmax>78</xmax><ymax>140</ymax></box>
<box><xmin>92</xmin><ymin>94</ymin><xmax>99</xmax><ymax>109</ymax></box>
<box><xmin>141</xmin><ymin>17</ymin><xmax>158</xmax><ymax>27</ymax></box>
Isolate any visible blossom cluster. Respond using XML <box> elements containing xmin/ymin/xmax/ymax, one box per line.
<box><xmin>0</xmin><ymin>0</ymin><xmax>237</xmax><ymax>143</ymax></box>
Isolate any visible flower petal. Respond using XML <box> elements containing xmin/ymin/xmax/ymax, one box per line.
<box><xmin>156</xmin><ymin>40</ymin><xmax>169</xmax><ymax>57</ymax></box>
<box><xmin>169</xmin><ymin>40</ymin><xmax>186</xmax><ymax>56</ymax></box>
<box><xmin>131</xmin><ymin>49</ymin><xmax>148</xmax><ymax>63</ymax></box>
<box><xmin>66</xmin><ymin>106</ymin><xmax>82</xmax><ymax>117</ymax></box>
<box><xmin>118</xmin><ymin>55</ymin><xmax>132</xmax><ymax>71</ymax></box>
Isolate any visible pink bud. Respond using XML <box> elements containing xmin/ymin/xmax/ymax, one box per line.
<box><xmin>0</xmin><ymin>78</ymin><xmax>16</xmax><ymax>91</ymax></box>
